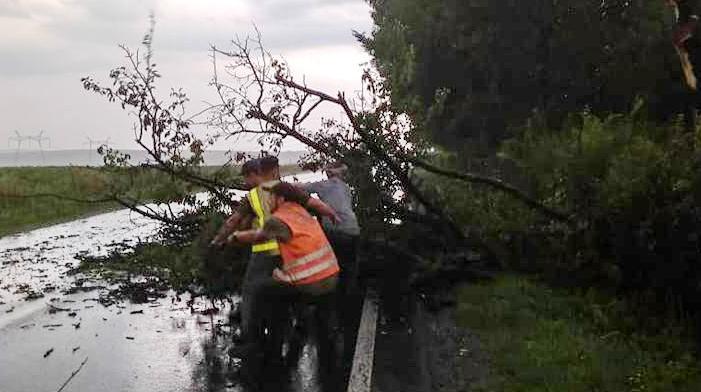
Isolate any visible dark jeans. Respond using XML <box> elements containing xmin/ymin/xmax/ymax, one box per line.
<box><xmin>240</xmin><ymin>252</ymin><xmax>337</xmax><ymax>358</ymax></box>
<box><xmin>325</xmin><ymin>231</ymin><xmax>361</xmax><ymax>374</ymax></box>
<box><xmin>240</xmin><ymin>252</ymin><xmax>285</xmax><ymax>347</ymax></box>
<box><xmin>326</xmin><ymin>231</ymin><xmax>360</xmax><ymax>300</ymax></box>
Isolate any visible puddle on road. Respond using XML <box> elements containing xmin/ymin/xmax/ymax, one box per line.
<box><xmin>0</xmin><ymin>290</ymin><xmax>240</xmax><ymax>392</ymax></box>
<box><xmin>0</xmin><ymin>172</ymin><xmax>332</xmax><ymax>392</ymax></box>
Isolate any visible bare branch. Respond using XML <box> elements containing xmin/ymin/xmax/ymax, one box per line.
<box><xmin>56</xmin><ymin>357</ymin><xmax>89</xmax><ymax>392</ymax></box>
<box><xmin>405</xmin><ymin>156</ymin><xmax>573</xmax><ymax>222</ymax></box>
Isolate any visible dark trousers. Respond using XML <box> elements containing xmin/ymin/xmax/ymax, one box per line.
<box><xmin>240</xmin><ymin>252</ymin><xmax>285</xmax><ymax>348</ymax></box>
<box><xmin>241</xmin><ymin>252</ymin><xmax>335</xmax><ymax>362</ymax></box>
<box><xmin>325</xmin><ymin>231</ymin><xmax>361</xmax><ymax>376</ymax></box>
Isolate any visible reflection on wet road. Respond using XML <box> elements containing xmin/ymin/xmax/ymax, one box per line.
<box><xmin>0</xmin><ymin>172</ymin><xmax>332</xmax><ymax>392</ymax></box>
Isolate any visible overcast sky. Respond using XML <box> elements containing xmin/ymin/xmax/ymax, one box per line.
<box><xmin>0</xmin><ymin>0</ymin><xmax>373</xmax><ymax>151</ymax></box>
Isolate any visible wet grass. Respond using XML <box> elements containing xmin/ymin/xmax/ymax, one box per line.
<box><xmin>1</xmin><ymin>167</ymin><xmax>121</xmax><ymax>236</ymax></box>
<box><xmin>0</xmin><ymin>166</ymin><xmax>202</xmax><ymax>237</ymax></box>
<box><xmin>456</xmin><ymin>275</ymin><xmax>701</xmax><ymax>392</ymax></box>
<box><xmin>0</xmin><ymin>165</ymin><xmax>299</xmax><ymax>237</ymax></box>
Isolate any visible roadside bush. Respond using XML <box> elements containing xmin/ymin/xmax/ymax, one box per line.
<box><xmin>425</xmin><ymin>106</ymin><xmax>701</xmax><ymax>330</ymax></box>
<box><xmin>506</xmin><ymin>110</ymin><xmax>701</xmax><ymax>325</ymax></box>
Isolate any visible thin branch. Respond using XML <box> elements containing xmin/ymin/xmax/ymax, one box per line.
<box><xmin>247</xmin><ymin>107</ymin><xmax>338</xmax><ymax>156</ymax></box>
<box><xmin>297</xmin><ymin>97</ymin><xmax>324</xmax><ymax>125</ymax></box>
<box><xmin>113</xmin><ymin>197</ymin><xmax>179</xmax><ymax>225</ymax></box>
<box><xmin>276</xmin><ymin>75</ymin><xmax>467</xmax><ymax>238</ymax></box>
<box><xmin>56</xmin><ymin>357</ymin><xmax>89</xmax><ymax>392</ymax></box>
<box><xmin>406</xmin><ymin>156</ymin><xmax>572</xmax><ymax>222</ymax></box>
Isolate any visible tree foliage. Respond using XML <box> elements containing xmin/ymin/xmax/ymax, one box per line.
<box><xmin>361</xmin><ymin>0</ymin><xmax>681</xmax><ymax>152</ymax></box>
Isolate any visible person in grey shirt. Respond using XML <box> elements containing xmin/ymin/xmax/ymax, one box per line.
<box><xmin>301</xmin><ymin>163</ymin><xmax>360</xmax><ymax>237</ymax></box>
<box><xmin>298</xmin><ymin>161</ymin><xmax>361</xmax><ymax>377</ymax></box>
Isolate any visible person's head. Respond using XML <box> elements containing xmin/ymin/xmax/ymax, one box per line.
<box><xmin>665</xmin><ymin>0</ymin><xmax>678</xmax><ymax>7</ymax></box>
<box><xmin>323</xmin><ymin>161</ymin><xmax>348</xmax><ymax>180</ymax></box>
<box><xmin>259</xmin><ymin>155</ymin><xmax>280</xmax><ymax>181</ymax></box>
<box><xmin>267</xmin><ymin>182</ymin><xmax>301</xmax><ymax>211</ymax></box>
<box><xmin>241</xmin><ymin>159</ymin><xmax>262</xmax><ymax>189</ymax></box>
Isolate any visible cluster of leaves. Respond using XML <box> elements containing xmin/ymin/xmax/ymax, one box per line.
<box><xmin>76</xmin><ymin>210</ymin><xmax>249</xmax><ymax>299</ymax></box>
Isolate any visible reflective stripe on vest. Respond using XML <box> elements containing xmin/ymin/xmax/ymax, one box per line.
<box><xmin>282</xmin><ymin>244</ymin><xmax>333</xmax><ymax>270</ymax></box>
<box><xmin>273</xmin><ymin>257</ymin><xmax>338</xmax><ymax>284</ymax></box>
<box><xmin>248</xmin><ymin>187</ymin><xmax>279</xmax><ymax>253</ymax></box>
<box><xmin>272</xmin><ymin>202</ymin><xmax>340</xmax><ymax>286</ymax></box>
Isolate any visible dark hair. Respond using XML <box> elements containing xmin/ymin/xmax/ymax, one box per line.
<box><xmin>259</xmin><ymin>155</ymin><xmax>279</xmax><ymax>173</ymax></box>
<box><xmin>241</xmin><ymin>159</ymin><xmax>261</xmax><ymax>176</ymax></box>
<box><xmin>268</xmin><ymin>182</ymin><xmax>305</xmax><ymax>204</ymax></box>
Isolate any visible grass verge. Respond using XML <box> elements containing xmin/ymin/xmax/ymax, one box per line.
<box><xmin>456</xmin><ymin>275</ymin><xmax>701</xmax><ymax>391</ymax></box>
<box><xmin>0</xmin><ymin>165</ymin><xmax>300</xmax><ymax>237</ymax></box>
<box><xmin>1</xmin><ymin>167</ymin><xmax>126</xmax><ymax>237</ymax></box>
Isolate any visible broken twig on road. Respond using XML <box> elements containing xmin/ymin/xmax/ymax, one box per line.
<box><xmin>56</xmin><ymin>356</ymin><xmax>88</xmax><ymax>392</ymax></box>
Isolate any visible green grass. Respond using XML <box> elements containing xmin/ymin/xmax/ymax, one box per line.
<box><xmin>456</xmin><ymin>276</ymin><xmax>701</xmax><ymax>392</ymax></box>
<box><xmin>0</xmin><ymin>165</ymin><xmax>302</xmax><ymax>237</ymax></box>
<box><xmin>1</xmin><ymin>167</ymin><xmax>123</xmax><ymax>236</ymax></box>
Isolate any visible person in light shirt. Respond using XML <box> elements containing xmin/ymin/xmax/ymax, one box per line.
<box><xmin>297</xmin><ymin>161</ymin><xmax>361</xmax><ymax>374</ymax></box>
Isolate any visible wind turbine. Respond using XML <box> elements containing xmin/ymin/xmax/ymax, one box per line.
<box><xmin>27</xmin><ymin>130</ymin><xmax>51</xmax><ymax>163</ymax></box>
<box><xmin>8</xmin><ymin>130</ymin><xmax>30</xmax><ymax>163</ymax></box>
<box><xmin>8</xmin><ymin>130</ymin><xmax>25</xmax><ymax>150</ymax></box>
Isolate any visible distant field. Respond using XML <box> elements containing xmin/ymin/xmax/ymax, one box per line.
<box><xmin>0</xmin><ymin>149</ymin><xmax>305</xmax><ymax>167</ymax></box>
<box><xmin>0</xmin><ymin>165</ymin><xmax>300</xmax><ymax>237</ymax></box>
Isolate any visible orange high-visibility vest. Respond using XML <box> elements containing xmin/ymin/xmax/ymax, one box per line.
<box><xmin>271</xmin><ymin>201</ymin><xmax>340</xmax><ymax>286</ymax></box>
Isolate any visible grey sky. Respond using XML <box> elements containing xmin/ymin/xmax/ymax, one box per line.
<box><xmin>0</xmin><ymin>0</ymin><xmax>372</xmax><ymax>151</ymax></box>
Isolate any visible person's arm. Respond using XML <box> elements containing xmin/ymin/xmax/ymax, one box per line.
<box><xmin>285</xmin><ymin>184</ymin><xmax>340</xmax><ymax>224</ymax></box>
<box><xmin>306</xmin><ymin>197</ymin><xmax>340</xmax><ymax>224</ymax></box>
<box><xmin>229</xmin><ymin>228</ymin><xmax>270</xmax><ymax>244</ymax></box>
<box><xmin>229</xmin><ymin>217</ymin><xmax>291</xmax><ymax>243</ymax></box>
<box><xmin>211</xmin><ymin>213</ymin><xmax>242</xmax><ymax>246</ymax></box>
<box><xmin>210</xmin><ymin>201</ymin><xmax>253</xmax><ymax>246</ymax></box>
<box><xmin>298</xmin><ymin>181</ymin><xmax>322</xmax><ymax>194</ymax></box>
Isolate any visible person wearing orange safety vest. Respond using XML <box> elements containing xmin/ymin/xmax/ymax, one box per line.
<box><xmin>211</xmin><ymin>156</ymin><xmax>338</xmax><ymax>361</ymax></box>
<box><xmin>230</xmin><ymin>181</ymin><xmax>341</xmax><ymax>295</ymax></box>
<box><xmin>229</xmin><ymin>181</ymin><xmax>342</xmax><ymax>380</ymax></box>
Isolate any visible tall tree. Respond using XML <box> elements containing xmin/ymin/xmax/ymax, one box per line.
<box><xmin>361</xmin><ymin>0</ymin><xmax>679</xmax><ymax>153</ymax></box>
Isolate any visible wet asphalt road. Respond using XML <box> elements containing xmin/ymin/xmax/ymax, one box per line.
<box><xmin>0</xmin><ymin>172</ymin><xmax>332</xmax><ymax>392</ymax></box>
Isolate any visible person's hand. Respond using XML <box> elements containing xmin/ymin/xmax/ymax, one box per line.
<box><xmin>226</xmin><ymin>231</ymin><xmax>241</xmax><ymax>244</ymax></box>
<box><xmin>272</xmin><ymin>268</ymin><xmax>286</xmax><ymax>283</ymax></box>
<box><xmin>209</xmin><ymin>237</ymin><xmax>225</xmax><ymax>248</ymax></box>
<box><xmin>674</xmin><ymin>24</ymin><xmax>695</xmax><ymax>47</ymax></box>
<box><xmin>328</xmin><ymin>212</ymin><xmax>341</xmax><ymax>225</ymax></box>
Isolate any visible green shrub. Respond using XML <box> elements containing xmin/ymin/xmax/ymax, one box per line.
<box><xmin>419</xmin><ymin>107</ymin><xmax>701</xmax><ymax>329</ymax></box>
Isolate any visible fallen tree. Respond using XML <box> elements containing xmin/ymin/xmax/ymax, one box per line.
<box><xmin>71</xmin><ymin>21</ymin><xmax>578</xmax><ymax>298</ymax></box>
